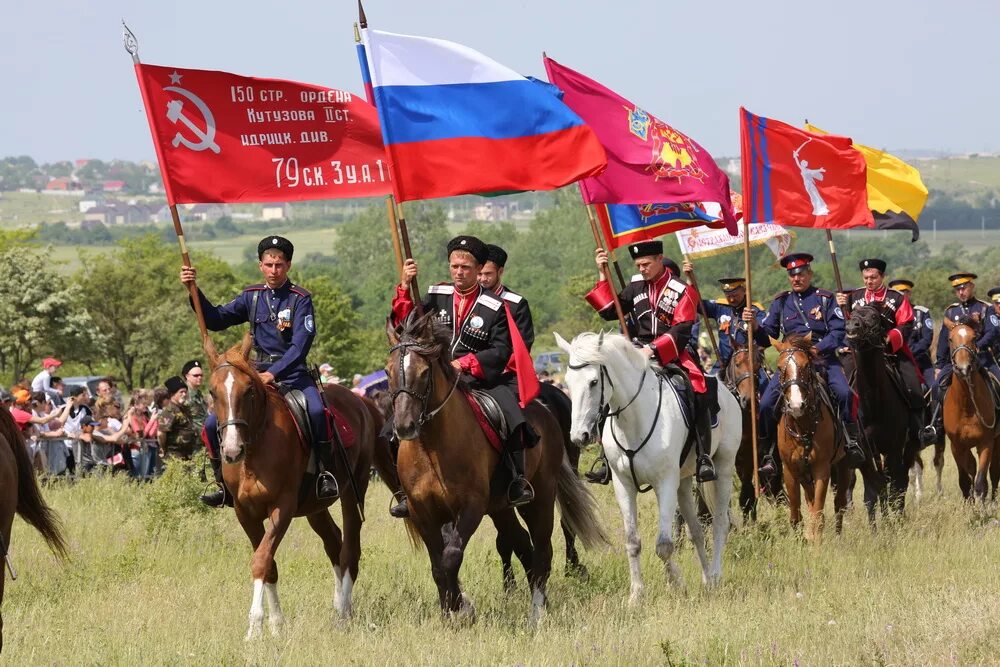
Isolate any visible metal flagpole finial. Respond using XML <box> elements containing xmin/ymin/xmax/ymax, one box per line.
<box><xmin>358</xmin><ymin>0</ymin><xmax>368</xmax><ymax>29</ymax></box>
<box><xmin>122</xmin><ymin>21</ymin><xmax>140</xmax><ymax>64</ymax></box>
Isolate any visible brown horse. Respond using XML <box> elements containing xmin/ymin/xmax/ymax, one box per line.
<box><xmin>208</xmin><ymin>335</ymin><xmax>393</xmax><ymax>638</ymax></box>
<box><xmin>942</xmin><ymin>320</ymin><xmax>1000</xmax><ymax>501</ymax></box>
<box><xmin>385</xmin><ymin>313</ymin><xmax>607</xmax><ymax>626</ymax></box>
<box><xmin>771</xmin><ymin>335</ymin><xmax>851</xmax><ymax>541</ymax></box>
<box><xmin>724</xmin><ymin>344</ymin><xmax>783</xmax><ymax>521</ymax></box>
<box><xmin>0</xmin><ymin>408</ymin><xmax>67</xmax><ymax>652</ymax></box>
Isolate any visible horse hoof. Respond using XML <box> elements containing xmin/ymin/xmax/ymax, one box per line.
<box><xmin>565</xmin><ymin>563</ymin><xmax>589</xmax><ymax>581</ymax></box>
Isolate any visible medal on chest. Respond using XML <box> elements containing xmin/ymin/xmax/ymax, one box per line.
<box><xmin>276</xmin><ymin>308</ymin><xmax>292</xmax><ymax>331</ymax></box>
<box><xmin>809</xmin><ymin>305</ymin><xmax>823</xmax><ymax>320</ymax></box>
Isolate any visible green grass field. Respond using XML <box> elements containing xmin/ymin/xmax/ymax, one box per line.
<box><xmin>4</xmin><ymin>452</ymin><xmax>999</xmax><ymax>665</ymax></box>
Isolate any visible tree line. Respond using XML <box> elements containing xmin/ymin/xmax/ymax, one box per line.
<box><xmin>4</xmin><ymin>190</ymin><xmax>998</xmax><ymax>389</ymax></box>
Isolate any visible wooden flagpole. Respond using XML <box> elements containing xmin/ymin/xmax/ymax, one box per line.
<box><xmin>394</xmin><ymin>201</ymin><xmax>423</xmax><ymax>316</ymax></box>
<box><xmin>678</xmin><ymin>249</ymin><xmax>724</xmax><ymax>368</ymax></box>
<box><xmin>581</xmin><ymin>201</ymin><xmax>627</xmax><ymax>333</ymax></box>
<box><xmin>357</xmin><ymin>8</ymin><xmax>422</xmax><ymax>316</ymax></box>
<box><xmin>826</xmin><ymin>229</ymin><xmax>845</xmax><ymax>293</ymax></box>
<box><xmin>123</xmin><ymin>23</ymin><xmax>209</xmax><ymax>345</ymax></box>
<box><xmin>742</xmin><ymin>220</ymin><xmax>761</xmax><ymax>498</ymax></box>
<box><xmin>585</xmin><ymin>203</ymin><xmax>628</xmax><ymax>290</ymax></box>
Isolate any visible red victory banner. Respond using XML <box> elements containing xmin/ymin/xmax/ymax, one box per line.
<box><xmin>133</xmin><ymin>64</ymin><xmax>392</xmax><ymax>204</ymax></box>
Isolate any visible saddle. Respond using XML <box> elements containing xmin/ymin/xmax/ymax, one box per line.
<box><xmin>653</xmin><ymin>364</ymin><xmax>719</xmax><ymax>466</ymax></box>
<box><xmin>277</xmin><ymin>386</ymin><xmax>355</xmax><ymax>450</ymax></box>
<box><xmin>465</xmin><ymin>389</ymin><xmax>505</xmax><ymax>452</ymax></box>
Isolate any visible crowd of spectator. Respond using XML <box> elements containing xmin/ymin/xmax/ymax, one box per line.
<box><xmin>4</xmin><ymin>357</ymin><xmax>381</xmax><ymax>484</ymax></box>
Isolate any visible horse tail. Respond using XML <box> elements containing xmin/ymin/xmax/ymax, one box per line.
<box><xmin>700</xmin><ymin>480</ymin><xmax>720</xmax><ymax>517</ymax></box>
<box><xmin>1</xmin><ymin>411</ymin><xmax>68</xmax><ymax>559</ymax></box>
<box><xmin>361</xmin><ymin>396</ymin><xmax>422</xmax><ymax>549</ymax></box>
<box><xmin>555</xmin><ymin>460</ymin><xmax>609</xmax><ymax>550</ymax></box>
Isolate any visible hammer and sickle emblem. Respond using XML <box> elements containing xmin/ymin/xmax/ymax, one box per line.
<box><xmin>164</xmin><ymin>86</ymin><xmax>220</xmax><ymax>154</ymax></box>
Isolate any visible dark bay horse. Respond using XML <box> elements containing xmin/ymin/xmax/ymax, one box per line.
<box><xmin>724</xmin><ymin>344</ymin><xmax>783</xmax><ymax>521</ymax></box>
<box><xmin>208</xmin><ymin>335</ymin><xmax>394</xmax><ymax>638</ymax></box>
<box><xmin>844</xmin><ymin>303</ymin><xmax>920</xmax><ymax>514</ymax></box>
<box><xmin>497</xmin><ymin>380</ymin><xmax>588</xmax><ymax>585</ymax></box>
<box><xmin>0</xmin><ymin>408</ymin><xmax>67</xmax><ymax>652</ymax></box>
<box><xmin>386</xmin><ymin>313</ymin><xmax>607</xmax><ymax>626</ymax></box>
<box><xmin>771</xmin><ymin>335</ymin><xmax>852</xmax><ymax>541</ymax></box>
<box><xmin>942</xmin><ymin>320</ymin><xmax>1000</xmax><ymax>501</ymax></box>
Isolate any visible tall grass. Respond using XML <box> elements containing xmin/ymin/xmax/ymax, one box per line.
<box><xmin>4</xmin><ymin>454</ymin><xmax>999</xmax><ymax>665</ymax></box>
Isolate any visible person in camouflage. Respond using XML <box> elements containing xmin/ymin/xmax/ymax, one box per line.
<box><xmin>181</xmin><ymin>359</ymin><xmax>209</xmax><ymax>433</ymax></box>
<box><xmin>157</xmin><ymin>376</ymin><xmax>199</xmax><ymax>459</ymax></box>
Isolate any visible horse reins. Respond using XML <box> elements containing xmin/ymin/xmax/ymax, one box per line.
<box><xmin>950</xmin><ymin>341</ymin><xmax>998</xmax><ymax>430</ymax></box>
<box><xmin>389</xmin><ymin>340</ymin><xmax>461</xmax><ymax>425</ymax></box>
<box><xmin>569</xmin><ymin>358</ymin><xmax>660</xmax><ymax>494</ymax></box>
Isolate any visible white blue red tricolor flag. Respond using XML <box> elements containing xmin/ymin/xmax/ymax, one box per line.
<box><xmin>360</xmin><ymin>28</ymin><xmax>607</xmax><ymax>201</ymax></box>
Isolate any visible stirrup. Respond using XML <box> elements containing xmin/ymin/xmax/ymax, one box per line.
<box><xmin>584</xmin><ymin>457</ymin><xmax>611</xmax><ymax>485</ymax></box>
<box><xmin>316</xmin><ymin>470</ymin><xmax>340</xmax><ymax>501</ymax></box>
<box><xmin>758</xmin><ymin>456</ymin><xmax>777</xmax><ymax>481</ymax></box>
<box><xmin>845</xmin><ymin>441</ymin><xmax>866</xmax><ymax>467</ymax></box>
<box><xmin>696</xmin><ymin>455</ymin><xmax>717</xmax><ymax>482</ymax></box>
<box><xmin>200</xmin><ymin>486</ymin><xmax>230</xmax><ymax>508</ymax></box>
<box><xmin>507</xmin><ymin>477</ymin><xmax>535</xmax><ymax>507</ymax></box>
<box><xmin>919</xmin><ymin>425</ymin><xmax>938</xmax><ymax>447</ymax></box>
<box><xmin>389</xmin><ymin>492</ymin><xmax>409</xmax><ymax>518</ymax></box>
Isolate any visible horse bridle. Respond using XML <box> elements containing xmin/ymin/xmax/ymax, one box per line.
<box><xmin>948</xmin><ymin>336</ymin><xmax>997</xmax><ymax>429</ymax></box>
<box><xmin>776</xmin><ymin>349</ymin><xmax>821</xmax><ymax>445</ymax></box>
<box><xmin>211</xmin><ymin>361</ymin><xmax>258</xmax><ymax>444</ymax></box>
<box><xmin>388</xmin><ymin>339</ymin><xmax>461</xmax><ymax>426</ymax></box>
<box><xmin>568</xmin><ymin>351</ymin><xmax>659</xmax><ymax>494</ymax></box>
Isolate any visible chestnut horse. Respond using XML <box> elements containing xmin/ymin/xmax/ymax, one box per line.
<box><xmin>0</xmin><ymin>408</ymin><xmax>67</xmax><ymax>652</ymax></box>
<box><xmin>844</xmin><ymin>303</ymin><xmax>921</xmax><ymax>514</ymax></box>
<box><xmin>385</xmin><ymin>313</ymin><xmax>607</xmax><ymax>626</ymax></box>
<box><xmin>208</xmin><ymin>336</ymin><xmax>393</xmax><ymax>638</ymax></box>
<box><xmin>942</xmin><ymin>320</ymin><xmax>1000</xmax><ymax>501</ymax></box>
<box><xmin>723</xmin><ymin>344</ymin><xmax>783</xmax><ymax>521</ymax></box>
<box><xmin>771</xmin><ymin>335</ymin><xmax>852</xmax><ymax>541</ymax></box>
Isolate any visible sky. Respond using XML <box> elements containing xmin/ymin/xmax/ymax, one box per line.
<box><xmin>2</xmin><ymin>0</ymin><xmax>997</xmax><ymax>164</ymax></box>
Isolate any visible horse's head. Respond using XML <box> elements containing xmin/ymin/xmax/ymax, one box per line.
<box><xmin>725</xmin><ymin>343</ymin><xmax>764</xmax><ymax>409</ymax></box>
<box><xmin>208</xmin><ymin>334</ymin><xmax>265</xmax><ymax>463</ymax></box>
<box><xmin>556</xmin><ymin>330</ymin><xmax>646</xmax><ymax>445</ymax></box>
<box><xmin>946</xmin><ymin>318</ymin><xmax>979</xmax><ymax>380</ymax></box>
<box><xmin>771</xmin><ymin>333</ymin><xmax>817</xmax><ymax>419</ymax></box>
<box><xmin>844</xmin><ymin>303</ymin><xmax>884</xmax><ymax>349</ymax></box>
<box><xmin>385</xmin><ymin>311</ymin><xmax>455</xmax><ymax>440</ymax></box>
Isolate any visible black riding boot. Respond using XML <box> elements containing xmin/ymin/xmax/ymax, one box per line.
<box><xmin>844</xmin><ymin>422</ymin><xmax>865</xmax><ymax>466</ymax></box>
<box><xmin>694</xmin><ymin>392</ymin><xmax>717</xmax><ymax>482</ymax></box>
<box><xmin>507</xmin><ymin>448</ymin><xmax>535</xmax><ymax>507</ymax></box>
<box><xmin>758</xmin><ymin>433</ymin><xmax>777</xmax><ymax>481</ymax></box>
<box><xmin>387</xmin><ymin>434</ymin><xmax>410</xmax><ymax>518</ymax></box>
<box><xmin>920</xmin><ymin>395</ymin><xmax>942</xmax><ymax>447</ymax></box>
<box><xmin>200</xmin><ymin>456</ymin><xmax>233</xmax><ymax>508</ymax></box>
<box><xmin>315</xmin><ymin>440</ymin><xmax>340</xmax><ymax>501</ymax></box>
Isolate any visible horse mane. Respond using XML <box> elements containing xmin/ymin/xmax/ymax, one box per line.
<box><xmin>954</xmin><ymin>315</ymin><xmax>981</xmax><ymax>332</ymax></box>
<box><xmin>783</xmin><ymin>333</ymin><xmax>820</xmax><ymax>362</ymax></box>
<box><xmin>399</xmin><ymin>311</ymin><xmax>458</xmax><ymax>384</ymax></box>
<box><xmin>569</xmin><ymin>331</ymin><xmax>649</xmax><ymax>371</ymax></box>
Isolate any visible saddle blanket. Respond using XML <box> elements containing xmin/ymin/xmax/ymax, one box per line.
<box><xmin>463</xmin><ymin>392</ymin><xmax>502</xmax><ymax>452</ymax></box>
<box><xmin>278</xmin><ymin>386</ymin><xmax>355</xmax><ymax>450</ymax></box>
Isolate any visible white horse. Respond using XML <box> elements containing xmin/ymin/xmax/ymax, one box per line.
<box><xmin>555</xmin><ymin>331</ymin><xmax>741</xmax><ymax>603</ymax></box>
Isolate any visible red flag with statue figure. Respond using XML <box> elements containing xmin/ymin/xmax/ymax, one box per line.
<box><xmin>740</xmin><ymin>107</ymin><xmax>873</xmax><ymax>230</ymax></box>
<box><xmin>132</xmin><ymin>64</ymin><xmax>392</xmax><ymax>204</ymax></box>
